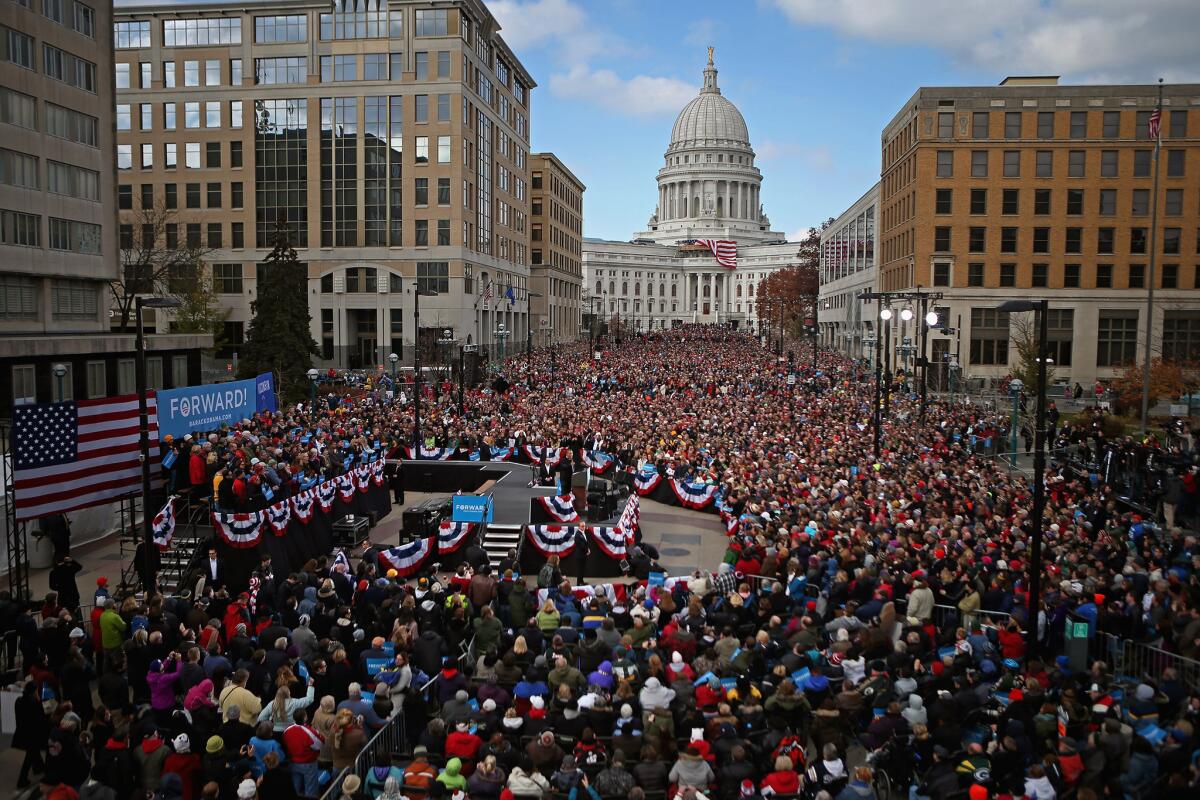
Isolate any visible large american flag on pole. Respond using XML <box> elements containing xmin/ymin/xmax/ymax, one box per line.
<box><xmin>689</xmin><ymin>239</ymin><xmax>737</xmax><ymax>269</ymax></box>
<box><xmin>1148</xmin><ymin>107</ymin><xmax>1162</xmax><ymax>144</ymax></box>
<box><xmin>10</xmin><ymin>394</ymin><xmax>158</xmax><ymax>522</ymax></box>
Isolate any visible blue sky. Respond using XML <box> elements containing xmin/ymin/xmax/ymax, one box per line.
<box><xmin>493</xmin><ymin>0</ymin><xmax>1200</xmax><ymax>241</ymax></box>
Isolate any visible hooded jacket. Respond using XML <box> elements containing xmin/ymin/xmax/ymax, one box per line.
<box><xmin>668</xmin><ymin>752</ymin><xmax>715</xmax><ymax>789</ymax></box>
<box><xmin>902</xmin><ymin>694</ymin><xmax>927</xmax><ymax>727</ymax></box>
<box><xmin>506</xmin><ymin>767</ymin><xmax>551</xmax><ymax>798</ymax></box>
<box><xmin>436</xmin><ymin>758</ymin><xmax>468</xmax><ymax>791</ymax></box>
<box><xmin>135</xmin><ymin>736</ymin><xmax>171</xmax><ymax>793</ymax></box>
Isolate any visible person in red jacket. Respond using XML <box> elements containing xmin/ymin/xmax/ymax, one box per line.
<box><xmin>760</xmin><ymin>755</ymin><xmax>801</xmax><ymax>796</ymax></box>
<box><xmin>997</xmin><ymin>620</ymin><xmax>1026</xmax><ymax>661</ymax></box>
<box><xmin>444</xmin><ymin>720</ymin><xmax>483</xmax><ymax>773</ymax></box>
<box><xmin>282</xmin><ymin>707</ymin><xmax>325</xmax><ymax>796</ymax></box>
<box><xmin>162</xmin><ymin>733</ymin><xmax>202</xmax><ymax>800</ymax></box>
<box><xmin>189</xmin><ymin>446</ymin><xmax>206</xmax><ymax>491</ymax></box>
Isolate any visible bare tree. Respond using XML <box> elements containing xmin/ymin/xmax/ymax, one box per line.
<box><xmin>111</xmin><ymin>201</ymin><xmax>212</xmax><ymax>331</ymax></box>
<box><xmin>1008</xmin><ymin>311</ymin><xmax>1056</xmax><ymax>396</ymax></box>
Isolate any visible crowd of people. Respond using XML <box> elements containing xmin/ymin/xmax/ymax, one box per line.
<box><xmin>4</xmin><ymin>326</ymin><xmax>1200</xmax><ymax>800</ymax></box>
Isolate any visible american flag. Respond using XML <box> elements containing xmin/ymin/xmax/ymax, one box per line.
<box><xmin>10</xmin><ymin>394</ymin><xmax>158</xmax><ymax>522</ymax></box>
<box><xmin>1148</xmin><ymin>107</ymin><xmax>1162</xmax><ymax>143</ymax></box>
<box><xmin>692</xmin><ymin>239</ymin><xmax>738</xmax><ymax>269</ymax></box>
<box><xmin>478</xmin><ymin>278</ymin><xmax>494</xmax><ymax>310</ymax></box>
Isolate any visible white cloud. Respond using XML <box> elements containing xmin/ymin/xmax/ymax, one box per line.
<box><xmin>767</xmin><ymin>0</ymin><xmax>1200</xmax><ymax>81</ymax></box>
<box><xmin>548</xmin><ymin>65</ymin><xmax>697</xmax><ymax>117</ymax></box>
<box><xmin>490</xmin><ymin>0</ymin><xmax>615</xmax><ymax>67</ymax></box>
<box><xmin>684</xmin><ymin>19</ymin><xmax>717</xmax><ymax>48</ymax></box>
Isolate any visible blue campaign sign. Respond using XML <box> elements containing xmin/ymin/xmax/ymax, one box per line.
<box><xmin>365</xmin><ymin>658</ymin><xmax>390</xmax><ymax>677</ymax></box>
<box><xmin>157</xmin><ymin>379</ymin><xmax>257</xmax><ymax>440</ymax></box>
<box><xmin>452</xmin><ymin>494</ymin><xmax>493</xmax><ymax>523</ymax></box>
<box><xmin>255</xmin><ymin>372</ymin><xmax>278</xmax><ymax>413</ymax></box>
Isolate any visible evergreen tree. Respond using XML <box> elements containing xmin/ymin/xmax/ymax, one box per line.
<box><xmin>238</xmin><ymin>222</ymin><xmax>318</xmax><ymax>401</ymax></box>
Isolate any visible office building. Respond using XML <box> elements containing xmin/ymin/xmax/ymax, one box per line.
<box><xmin>529</xmin><ymin>152</ymin><xmax>583</xmax><ymax>346</ymax></box>
<box><xmin>879</xmin><ymin>77</ymin><xmax>1200</xmax><ymax>389</ymax></box>
<box><xmin>818</xmin><ymin>183</ymin><xmax>878</xmax><ymax>361</ymax></box>
<box><xmin>583</xmin><ymin>51</ymin><xmax>798</xmax><ymax>330</ymax></box>
<box><xmin>113</xmin><ymin>0</ymin><xmax>536</xmax><ymax>369</ymax></box>
<box><xmin>0</xmin><ymin>0</ymin><xmax>207</xmax><ymax>418</ymax></box>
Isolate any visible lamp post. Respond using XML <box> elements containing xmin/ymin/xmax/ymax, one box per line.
<box><xmin>880</xmin><ymin>305</ymin><xmax>893</xmax><ymax>417</ymax></box>
<box><xmin>1008</xmin><ymin>378</ymin><xmax>1025</xmax><ymax>470</ymax></box>
<box><xmin>307</xmin><ymin>368</ymin><xmax>319</xmax><ymax>403</ymax></box>
<box><xmin>136</xmin><ymin>295</ymin><xmax>181</xmax><ymax>596</ymax></box>
<box><xmin>494</xmin><ymin>323</ymin><xmax>509</xmax><ymax>367</ymax></box>
<box><xmin>526</xmin><ymin>292</ymin><xmax>543</xmax><ymax>388</ymax></box>
<box><xmin>51</xmin><ymin>363</ymin><xmax>67</xmax><ymax>402</ymax></box>
<box><xmin>437</xmin><ymin>328</ymin><xmax>455</xmax><ymax>399</ymax></box>
<box><xmin>388</xmin><ymin>352</ymin><xmax>399</xmax><ymax>381</ymax></box>
<box><xmin>922</xmin><ymin>306</ymin><xmax>939</xmax><ymax>421</ymax></box>
<box><xmin>412</xmin><ymin>284</ymin><xmax>438</xmax><ymax>447</ymax></box>
<box><xmin>998</xmin><ymin>299</ymin><xmax>1048</xmax><ymax>650</ymax></box>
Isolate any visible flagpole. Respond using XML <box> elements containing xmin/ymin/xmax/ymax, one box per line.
<box><xmin>1140</xmin><ymin>78</ymin><xmax>1163</xmax><ymax>435</ymax></box>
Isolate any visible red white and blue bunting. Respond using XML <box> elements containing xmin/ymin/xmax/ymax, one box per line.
<box><xmin>212</xmin><ymin>511</ymin><xmax>264</xmax><ymax>548</ymax></box>
<box><xmin>669</xmin><ymin>478</ymin><xmax>720</xmax><ymax>510</ymax></box>
<box><xmin>632</xmin><ymin>471</ymin><xmax>662</xmax><ymax>496</ymax></box>
<box><xmin>489</xmin><ymin>446</ymin><xmax>514</xmax><ymax>461</ymax></box>
<box><xmin>523</xmin><ymin>445</ymin><xmax>565</xmax><ymax>469</ymax></box>
<box><xmin>355</xmin><ymin>464</ymin><xmax>373</xmax><ymax>493</ymax></box>
<box><xmin>371</xmin><ymin>459</ymin><xmax>385</xmax><ymax>486</ymax></box>
<box><xmin>316</xmin><ymin>480</ymin><xmax>337</xmax><ymax>513</ymax></box>
<box><xmin>405</xmin><ymin>445</ymin><xmax>455</xmax><ymax>460</ymax></box>
<box><xmin>437</xmin><ymin>520</ymin><xmax>474</xmax><ymax>554</ymax></box>
<box><xmin>152</xmin><ymin>496</ymin><xmax>177</xmax><ymax>550</ymax></box>
<box><xmin>525</xmin><ymin>524</ymin><xmax>580</xmax><ymax>557</ymax></box>
<box><xmin>537</xmin><ymin>494</ymin><xmax>579</xmax><ymax>523</ymax></box>
<box><xmin>336</xmin><ymin>474</ymin><xmax>356</xmax><ymax>503</ymax></box>
<box><xmin>291</xmin><ymin>489</ymin><xmax>315</xmax><ymax>523</ymax></box>
<box><xmin>266</xmin><ymin>500</ymin><xmax>291</xmax><ymax>535</ymax></box>
<box><xmin>581</xmin><ymin>450</ymin><xmax>615</xmax><ymax>474</ymax></box>
<box><xmin>618</xmin><ymin>496</ymin><xmax>640</xmax><ymax>532</ymax></box>
<box><xmin>589</xmin><ymin>525</ymin><xmax>628</xmax><ymax>558</ymax></box>
<box><xmin>379</xmin><ymin>537</ymin><xmax>434</xmax><ymax>577</ymax></box>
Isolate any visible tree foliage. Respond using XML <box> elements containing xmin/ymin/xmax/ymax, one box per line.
<box><xmin>1008</xmin><ymin>311</ymin><xmax>1056</xmax><ymax>397</ymax></box>
<box><xmin>169</xmin><ymin>264</ymin><xmax>230</xmax><ymax>348</ymax></box>
<box><xmin>1111</xmin><ymin>358</ymin><xmax>1198</xmax><ymax>416</ymax></box>
<box><xmin>237</xmin><ymin>224</ymin><xmax>319</xmax><ymax>401</ymax></box>
<box><xmin>111</xmin><ymin>202</ymin><xmax>211</xmax><ymax>331</ymax></box>
<box><xmin>756</xmin><ymin>265</ymin><xmax>820</xmax><ymax>337</ymax></box>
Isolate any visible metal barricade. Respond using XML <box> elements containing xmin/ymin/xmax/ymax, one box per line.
<box><xmin>931</xmin><ymin>603</ymin><xmax>1013</xmax><ymax>634</ymax></box>
<box><xmin>319</xmin><ymin>711</ymin><xmax>408</xmax><ymax>800</ymax></box>
<box><xmin>1116</xmin><ymin>637</ymin><xmax>1200</xmax><ymax>688</ymax></box>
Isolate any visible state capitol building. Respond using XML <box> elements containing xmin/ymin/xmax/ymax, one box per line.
<box><xmin>582</xmin><ymin>51</ymin><xmax>802</xmax><ymax>331</ymax></box>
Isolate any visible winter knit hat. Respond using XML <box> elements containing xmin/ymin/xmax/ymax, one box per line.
<box><xmin>172</xmin><ymin>733</ymin><xmax>190</xmax><ymax>754</ymax></box>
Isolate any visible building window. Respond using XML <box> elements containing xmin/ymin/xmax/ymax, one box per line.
<box><xmin>414</xmin><ymin>9</ymin><xmax>448</xmax><ymax>37</ymax></box>
<box><xmin>1065</xmin><ymin>227</ymin><xmax>1082</xmax><ymax>254</ymax></box>
<box><xmin>254</xmin><ymin>57</ymin><xmax>306</xmax><ymax>84</ymax></box>
<box><xmin>437</xmin><ymin>136</ymin><xmax>450</xmax><ymax>163</ymax></box>
<box><xmin>1097</xmin><ymin>311</ymin><xmax>1138</xmax><ymax>366</ymax></box>
<box><xmin>255</xmin><ymin>98</ymin><xmax>308</xmax><ymax>247</ymax></box>
<box><xmin>212</xmin><ymin>263</ymin><xmax>242</xmax><ymax>294</ymax></box>
<box><xmin>344</xmin><ymin>267</ymin><xmax>377</xmax><ymax>293</ymax></box>
<box><xmin>1032</xmin><ymin>263</ymin><xmax>1048</xmax><ymax>288</ymax></box>
<box><xmin>0</xmin><ymin>209</ymin><xmax>40</xmax><ymax>247</ymax></box>
<box><xmin>1068</xmin><ymin>150</ymin><xmax>1085</xmax><ymax>177</ymax></box>
<box><xmin>415</xmin><ymin>136</ymin><xmax>429</xmax><ymax>163</ymax></box>
<box><xmin>231</xmin><ymin>222</ymin><xmax>244</xmax><ymax>248</ymax></box>
<box><xmin>1035</xmin><ymin>150</ymin><xmax>1052</xmax><ymax>177</ymax></box>
<box><xmin>1133</xmin><ymin>150</ymin><xmax>1151</xmax><ymax>177</ymax></box>
<box><xmin>364</xmin><ymin>53</ymin><xmax>386</xmax><ymax>80</ymax></box>
<box><xmin>1164</xmin><ymin>227</ymin><xmax>1181</xmax><ymax>254</ymax></box>
<box><xmin>1102</xmin><ymin>110</ymin><xmax>1120</xmax><ymax>137</ymax></box>
<box><xmin>414</xmin><ymin>219</ymin><xmax>427</xmax><ymax>246</ymax></box>
<box><xmin>85</xmin><ymin>361</ymin><xmax>105</xmax><ymax>398</ymax></box>
<box><xmin>1131</xmin><ymin>189</ymin><xmax>1149</xmax><ymax>217</ymax></box>
<box><xmin>48</xmin><ymin>161</ymin><xmax>98</xmax><ymax>200</ymax></box>
<box><xmin>1045</xmin><ymin>309</ymin><xmax>1074</xmax><ymax>366</ymax></box>
<box><xmin>416</xmin><ymin>260</ymin><xmax>449</xmax><ymax>293</ymax></box>
<box><xmin>1000</xmin><ymin>227</ymin><xmax>1017</xmax><ymax>253</ymax></box>
<box><xmin>231</xmin><ymin>181</ymin><xmax>243</xmax><ymax>209</ymax></box>
<box><xmin>999</xmin><ymin>263</ymin><xmax>1016</xmax><ymax>288</ymax></box>
<box><xmin>206</xmin><ymin>59</ymin><xmax>220</xmax><ymax>86</ymax></box>
<box><xmin>936</xmin><ymin>150</ymin><xmax>953</xmax><ymax>177</ymax></box>
<box><xmin>51</xmin><ymin>279</ymin><xmax>97</xmax><ymax>320</ymax></box>
<box><xmin>969</xmin><ymin>308</ymin><xmax>1008</xmax><ymax>365</ymax></box>
<box><xmin>1036</xmin><ymin>111</ymin><xmax>1054</xmax><ymax>138</ymax></box>
<box><xmin>414</xmin><ymin>177</ymin><xmax>428</xmax><ymax>205</ymax></box>
<box><xmin>968</xmin><ymin>226</ymin><xmax>986</xmax><ymax>253</ymax></box>
<box><xmin>1001</xmin><ymin>189</ymin><xmax>1019</xmax><ymax>215</ymax></box>
<box><xmin>1163</xmin><ymin>311</ymin><xmax>1200</xmax><ymax>361</ymax></box>
<box><xmin>1128</xmin><ymin>264</ymin><xmax>1145</xmax><ymax>288</ymax></box>
<box><xmin>437</xmin><ymin>219</ymin><xmax>449</xmax><ymax>246</ymax></box>
<box><xmin>320</xmin><ymin>54</ymin><xmax>357</xmax><ymax>82</ymax></box>
<box><xmin>255</xmin><ymin>14</ymin><xmax>307</xmax><ymax>43</ymax></box>
<box><xmin>1003</xmin><ymin>150</ymin><xmax>1020</xmax><ymax>177</ymax></box>
<box><xmin>207</xmin><ymin>222</ymin><xmax>221</xmax><ymax>248</ymax></box>
<box><xmin>0</xmin><ymin>88</ymin><xmax>37</xmax><ymax>130</ymax></box>
<box><xmin>206</xmin><ymin>141</ymin><xmax>221</xmax><ymax>168</ymax></box>
<box><xmin>937</xmin><ymin>111</ymin><xmax>953</xmax><ymax>138</ymax></box>
<box><xmin>1096</xmin><ymin>263</ymin><xmax>1113</xmax><ymax>288</ymax></box>
<box><xmin>970</xmin><ymin>150</ymin><xmax>988</xmax><ymax>177</ymax></box>
<box><xmin>48</xmin><ymin>217</ymin><xmax>99</xmax><ymax>253</ymax></box>
<box><xmin>1162</xmin><ymin>263</ymin><xmax>1178</xmax><ymax>289</ymax></box>
<box><xmin>1034</xmin><ymin>189</ymin><xmax>1051</xmax><ymax>215</ymax></box>
<box><xmin>971</xmin><ymin>111</ymin><xmax>989</xmax><ymax>138</ymax></box>
<box><xmin>969</xmin><ymin>188</ymin><xmax>986</xmax><ymax>215</ymax></box>
<box><xmin>1063</xmin><ymin>264</ymin><xmax>1080</xmax><ymax>288</ymax></box>
<box><xmin>1165</xmin><ymin>189</ymin><xmax>1183</xmax><ymax>216</ymax></box>
<box><xmin>1069</xmin><ymin>111</ymin><xmax>1086</xmax><ymax>138</ymax></box>
<box><xmin>1099</xmin><ymin>189</ymin><xmax>1116</xmax><ymax>216</ymax></box>
<box><xmin>932</xmin><ymin>262</ymin><xmax>950</xmax><ymax>286</ymax></box>
<box><xmin>1166</xmin><ymin>149</ymin><xmax>1185</xmax><ymax>177</ymax></box>
<box><xmin>12</xmin><ymin>364</ymin><xmax>36</xmax><ymax>405</ymax></box>
<box><xmin>934</xmin><ymin>188</ymin><xmax>952</xmax><ymax>214</ymax></box>
<box><xmin>1004</xmin><ymin>112</ymin><xmax>1021</xmax><ymax>138</ymax></box>
<box><xmin>1100</xmin><ymin>150</ymin><xmax>1118</xmax><ymax>177</ymax></box>
<box><xmin>1097</xmin><ymin>227</ymin><xmax>1114</xmax><ymax>254</ymax></box>
<box><xmin>1066</xmin><ymin>189</ymin><xmax>1083</xmax><ymax>215</ymax></box>
<box><xmin>231</xmin><ymin>101</ymin><xmax>243</xmax><ymax>129</ymax></box>
<box><xmin>1130</xmin><ymin>227</ymin><xmax>1147</xmax><ymax>254</ymax></box>
<box><xmin>437</xmin><ymin>177</ymin><xmax>450</xmax><ymax>206</ymax></box>
<box><xmin>967</xmin><ymin>262</ymin><xmax>984</xmax><ymax>287</ymax></box>
<box><xmin>1032</xmin><ymin>227</ymin><xmax>1049</xmax><ymax>253</ymax></box>
<box><xmin>933</xmin><ymin>226</ymin><xmax>950</xmax><ymax>251</ymax></box>
<box><xmin>114</xmin><ymin>19</ymin><xmax>150</xmax><ymax>49</ymax></box>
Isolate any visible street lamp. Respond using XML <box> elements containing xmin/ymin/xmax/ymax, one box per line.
<box><xmin>899</xmin><ymin>307</ymin><xmax>914</xmax><ymax>322</ymax></box>
<box><xmin>526</xmin><ymin>292</ymin><xmax>543</xmax><ymax>388</ymax></box>
<box><xmin>997</xmin><ymin>298</ymin><xmax>1049</xmax><ymax>650</ymax></box>
<box><xmin>494</xmin><ymin>323</ymin><xmax>510</xmax><ymax>366</ymax></box>
<box><xmin>51</xmin><ymin>363</ymin><xmax>68</xmax><ymax>402</ymax></box>
<box><xmin>437</xmin><ymin>329</ymin><xmax>455</xmax><ymax>400</ymax></box>
<box><xmin>136</xmin><ymin>295</ymin><xmax>181</xmax><ymax>595</ymax></box>
<box><xmin>388</xmin><ymin>352</ymin><xmax>399</xmax><ymax>380</ymax></box>
<box><xmin>1008</xmin><ymin>377</ymin><xmax>1025</xmax><ymax>470</ymax></box>
<box><xmin>307</xmin><ymin>368</ymin><xmax>319</xmax><ymax>402</ymax></box>
<box><xmin>412</xmin><ymin>284</ymin><xmax>438</xmax><ymax>448</ymax></box>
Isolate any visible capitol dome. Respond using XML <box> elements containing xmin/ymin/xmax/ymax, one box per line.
<box><xmin>668</xmin><ymin>51</ymin><xmax>750</xmax><ymax>151</ymax></box>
